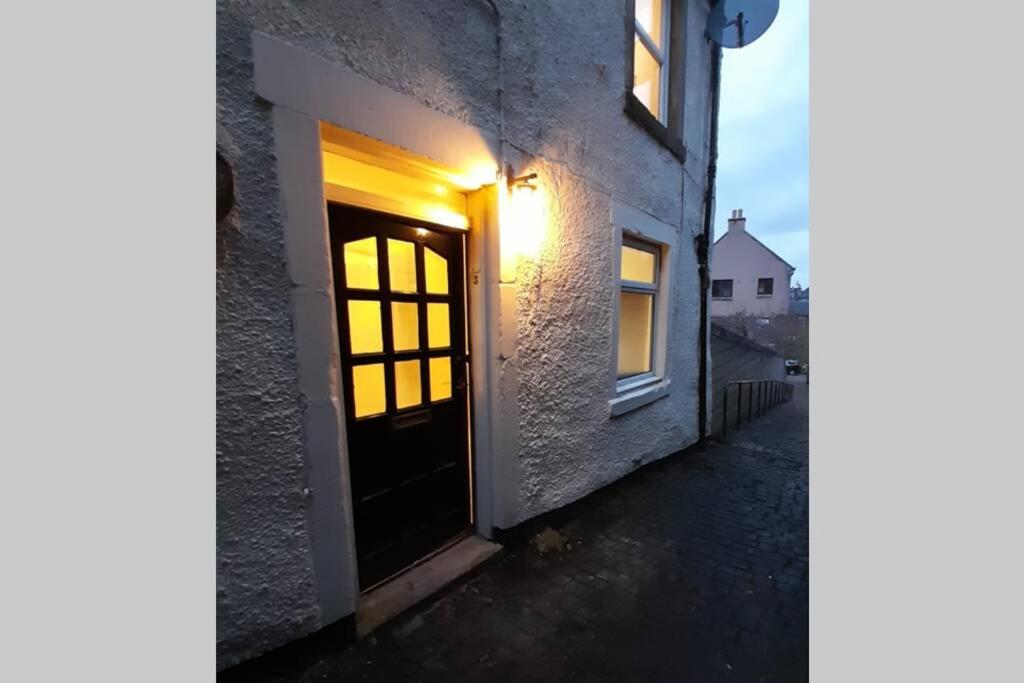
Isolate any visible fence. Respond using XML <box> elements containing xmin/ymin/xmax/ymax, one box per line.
<box><xmin>718</xmin><ymin>379</ymin><xmax>793</xmax><ymax>440</ymax></box>
<box><xmin>709</xmin><ymin>322</ymin><xmax>787</xmax><ymax>437</ymax></box>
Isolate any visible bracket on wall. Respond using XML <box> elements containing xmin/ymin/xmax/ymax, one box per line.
<box><xmin>505</xmin><ymin>163</ymin><xmax>538</xmax><ymax>190</ymax></box>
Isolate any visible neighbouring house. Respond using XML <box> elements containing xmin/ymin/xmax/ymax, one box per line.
<box><xmin>217</xmin><ymin>0</ymin><xmax>724</xmax><ymax>672</ymax></box>
<box><xmin>709</xmin><ymin>209</ymin><xmax>795</xmax><ymax>319</ymax></box>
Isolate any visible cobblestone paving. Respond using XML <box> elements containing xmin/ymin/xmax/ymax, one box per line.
<box><xmin>233</xmin><ymin>380</ymin><xmax>808</xmax><ymax>682</ymax></box>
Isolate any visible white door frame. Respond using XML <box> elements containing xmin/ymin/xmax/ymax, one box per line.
<box><xmin>252</xmin><ymin>31</ymin><xmax>503</xmax><ymax>624</ymax></box>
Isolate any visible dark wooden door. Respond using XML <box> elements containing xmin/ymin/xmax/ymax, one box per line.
<box><xmin>327</xmin><ymin>204</ymin><xmax>472</xmax><ymax>591</ymax></box>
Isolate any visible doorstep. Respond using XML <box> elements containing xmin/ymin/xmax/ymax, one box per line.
<box><xmin>356</xmin><ymin>534</ymin><xmax>502</xmax><ymax>637</ymax></box>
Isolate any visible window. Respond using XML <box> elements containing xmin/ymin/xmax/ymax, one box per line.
<box><xmin>617</xmin><ymin>239</ymin><xmax>660</xmax><ymax>381</ymax></box>
<box><xmin>755</xmin><ymin>317</ymin><xmax>771</xmax><ymax>327</ymax></box>
<box><xmin>633</xmin><ymin>0</ymin><xmax>670</xmax><ymax>123</ymax></box>
<box><xmin>711</xmin><ymin>279</ymin><xmax>733</xmax><ymax>299</ymax></box>
<box><xmin>609</xmin><ymin>201</ymin><xmax>676</xmax><ymax>415</ymax></box>
<box><xmin>757</xmin><ymin>278</ymin><xmax>774</xmax><ymax>296</ymax></box>
<box><xmin>626</xmin><ymin>0</ymin><xmax>684</xmax><ymax>159</ymax></box>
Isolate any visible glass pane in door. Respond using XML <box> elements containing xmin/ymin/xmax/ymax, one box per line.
<box><xmin>429</xmin><ymin>356</ymin><xmax>452</xmax><ymax>402</ymax></box>
<box><xmin>343</xmin><ymin>237</ymin><xmax>379</xmax><ymax>290</ymax></box>
<box><xmin>391</xmin><ymin>302</ymin><xmax>420</xmax><ymax>351</ymax></box>
<box><xmin>424</xmin><ymin>247</ymin><xmax>449</xmax><ymax>294</ymax></box>
<box><xmin>387</xmin><ymin>239</ymin><xmax>418</xmax><ymax>293</ymax></box>
<box><xmin>427</xmin><ymin>303</ymin><xmax>451</xmax><ymax>349</ymax></box>
<box><xmin>394</xmin><ymin>359</ymin><xmax>422</xmax><ymax>409</ymax></box>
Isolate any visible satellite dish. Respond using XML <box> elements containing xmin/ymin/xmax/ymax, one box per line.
<box><xmin>707</xmin><ymin>0</ymin><xmax>779</xmax><ymax>48</ymax></box>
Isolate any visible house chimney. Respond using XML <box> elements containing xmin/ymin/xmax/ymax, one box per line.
<box><xmin>727</xmin><ymin>208</ymin><xmax>746</xmax><ymax>233</ymax></box>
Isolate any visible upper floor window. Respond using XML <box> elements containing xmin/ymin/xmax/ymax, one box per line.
<box><xmin>712</xmin><ymin>279</ymin><xmax>733</xmax><ymax>299</ymax></box>
<box><xmin>757</xmin><ymin>278</ymin><xmax>774</xmax><ymax>296</ymax></box>
<box><xmin>625</xmin><ymin>0</ymin><xmax>684</xmax><ymax>160</ymax></box>
<box><xmin>633</xmin><ymin>0</ymin><xmax>670</xmax><ymax>123</ymax></box>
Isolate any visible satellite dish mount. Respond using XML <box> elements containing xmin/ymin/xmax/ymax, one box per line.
<box><xmin>706</xmin><ymin>0</ymin><xmax>779</xmax><ymax>49</ymax></box>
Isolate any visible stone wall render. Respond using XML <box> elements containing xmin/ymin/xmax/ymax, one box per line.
<box><xmin>217</xmin><ymin>0</ymin><xmax>714</xmax><ymax>666</ymax></box>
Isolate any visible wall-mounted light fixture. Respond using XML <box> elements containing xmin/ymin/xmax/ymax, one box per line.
<box><xmin>500</xmin><ymin>164</ymin><xmax>547</xmax><ymax>282</ymax></box>
<box><xmin>507</xmin><ymin>170</ymin><xmax>538</xmax><ymax>191</ymax></box>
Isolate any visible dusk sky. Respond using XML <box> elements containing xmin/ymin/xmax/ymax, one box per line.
<box><xmin>714</xmin><ymin>0</ymin><xmax>809</xmax><ymax>287</ymax></box>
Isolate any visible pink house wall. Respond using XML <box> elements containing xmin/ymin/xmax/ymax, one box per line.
<box><xmin>709</xmin><ymin>210</ymin><xmax>794</xmax><ymax>318</ymax></box>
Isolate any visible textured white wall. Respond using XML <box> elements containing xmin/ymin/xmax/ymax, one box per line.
<box><xmin>217</xmin><ymin>0</ymin><xmax>715</xmax><ymax>668</ymax></box>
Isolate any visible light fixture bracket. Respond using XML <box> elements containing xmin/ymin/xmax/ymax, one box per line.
<box><xmin>506</xmin><ymin>163</ymin><xmax>538</xmax><ymax>190</ymax></box>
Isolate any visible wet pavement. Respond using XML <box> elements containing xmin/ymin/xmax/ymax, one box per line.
<box><xmin>226</xmin><ymin>379</ymin><xmax>808</xmax><ymax>682</ymax></box>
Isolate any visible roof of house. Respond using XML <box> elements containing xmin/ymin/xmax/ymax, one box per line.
<box><xmin>713</xmin><ymin>229</ymin><xmax>796</xmax><ymax>274</ymax></box>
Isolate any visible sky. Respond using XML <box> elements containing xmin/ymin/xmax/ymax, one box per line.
<box><xmin>714</xmin><ymin>0</ymin><xmax>809</xmax><ymax>288</ymax></box>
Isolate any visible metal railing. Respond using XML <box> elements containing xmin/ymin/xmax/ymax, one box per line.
<box><xmin>719</xmin><ymin>379</ymin><xmax>793</xmax><ymax>440</ymax></box>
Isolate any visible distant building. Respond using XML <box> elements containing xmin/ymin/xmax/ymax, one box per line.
<box><xmin>710</xmin><ymin>209</ymin><xmax>795</xmax><ymax>319</ymax></box>
<box><xmin>788</xmin><ymin>298</ymin><xmax>809</xmax><ymax>326</ymax></box>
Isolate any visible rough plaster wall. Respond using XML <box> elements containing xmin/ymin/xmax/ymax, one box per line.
<box><xmin>216</xmin><ymin>0</ymin><xmax>714</xmax><ymax>664</ymax></box>
<box><xmin>217</xmin><ymin>4</ymin><xmax>323</xmax><ymax>670</ymax></box>
<box><xmin>216</xmin><ymin>0</ymin><xmax>505</xmax><ymax>668</ymax></box>
<box><xmin>501</xmin><ymin>0</ymin><xmax>713</xmax><ymax>523</ymax></box>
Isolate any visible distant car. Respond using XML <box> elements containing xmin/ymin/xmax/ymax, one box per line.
<box><xmin>785</xmin><ymin>360</ymin><xmax>800</xmax><ymax>375</ymax></box>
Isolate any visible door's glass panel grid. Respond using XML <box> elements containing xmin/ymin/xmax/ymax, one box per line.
<box><xmin>394</xmin><ymin>359</ymin><xmax>422</xmax><ymax>410</ymax></box>
<box><xmin>348</xmin><ymin>300</ymin><xmax>383</xmax><ymax>355</ymax></box>
<box><xmin>343</xmin><ymin>237</ymin><xmax>379</xmax><ymax>290</ymax></box>
<box><xmin>352</xmin><ymin>363</ymin><xmax>386</xmax><ymax>418</ymax></box>
<box><xmin>391</xmin><ymin>302</ymin><xmax>419</xmax><ymax>351</ymax></box>
<box><xmin>427</xmin><ymin>303</ymin><xmax>451</xmax><ymax>349</ymax></box>
<box><xmin>424</xmin><ymin>247</ymin><xmax>449</xmax><ymax>295</ymax></box>
<box><xmin>429</xmin><ymin>356</ymin><xmax>452</xmax><ymax>402</ymax></box>
<box><xmin>387</xmin><ymin>239</ymin><xmax>418</xmax><ymax>293</ymax></box>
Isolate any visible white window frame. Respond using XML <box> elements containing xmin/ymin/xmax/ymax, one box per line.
<box><xmin>617</xmin><ymin>237</ymin><xmax>661</xmax><ymax>388</ymax></box>
<box><xmin>608</xmin><ymin>200</ymin><xmax>677</xmax><ymax>417</ymax></box>
<box><xmin>634</xmin><ymin>0</ymin><xmax>672</xmax><ymax>124</ymax></box>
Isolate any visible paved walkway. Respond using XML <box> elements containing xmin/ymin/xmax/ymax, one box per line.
<box><xmin>238</xmin><ymin>379</ymin><xmax>808</xmax><ymax>682</ymax></box>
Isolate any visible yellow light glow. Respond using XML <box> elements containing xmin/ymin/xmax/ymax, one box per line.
<box><xmin>321</xmin><ymin>150</ymin><xmax>471</xmax><ymax>230</ymax></box>
<box><xmin>429</xmin><ymin>356</ymin><xmax>453</xmax><ymax>401</ymax></box>
<box><xmin>391</xmin><ymin>302</ymin><xmax>419</xmax><ymax>351</ymax></box>
<box><xmin>499</xmin><ymin>174</ymin><xmax>548</xmax><ymax>282</ymax></box>
<box><xmin>352</xmin><ymin>363</ymin><xmax>386</xmax><ymax>418</ymax></box>
<box><xmin>387</xmin><ymin>239</ymin><xmax>418</xmax><ymax>293</ymax></box>
<box><xmin>427</xmin><ymin>303</ymin><xmax>451</xmax><ymax>348</ymax></box>
<box><xmin>394</xmin><ymin>360</ymin><xmax>422</xmax><ymax>409</ymax></box>
<box><xmin>621</xmin><ymin>245</ymin><xmax>657</xmax><ymax>283</ymax></box>
<box><xmin>424</xmin><ymin>247</ymin><xmax>449</xmax><ymax>294</ymax></box>
<box><xmin>343</xmin><ymin>237</ymin><xmax>379</xmax><ymax>290</ymax></box>
<box><xmin>347</xmin><ymin>300</ymin><xmax>383</xmax><ymax>354</ymax></box>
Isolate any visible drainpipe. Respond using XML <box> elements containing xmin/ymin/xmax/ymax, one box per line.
<box><xmin>481</xmin><ymin>0</ymin><xmax>506</xmax><ymax>172</ymax></box>
<box><xmin>697</xmin><ymin>43</ymin><xmax>723</xmax><ymax>443</ymax></box>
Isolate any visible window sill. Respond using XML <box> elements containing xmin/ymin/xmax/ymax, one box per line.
<box><xmin>756</xmin><ymin>294</ymin><xmax>774</xmax><ymax>298</ymax></box>
<box><xmin>624</xmin><ymin>93</ymin><xmax>685</xmax><ymax>162</ymax></box>
<box><xmin>609</xmin><ymin>378</ymin><xmax>671</xmax><ymax>417</ymax></box>
<box><xmin>712</xmin><ymin>296</ymin><xmax>732</xmax><ymax>301</ymax></box>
